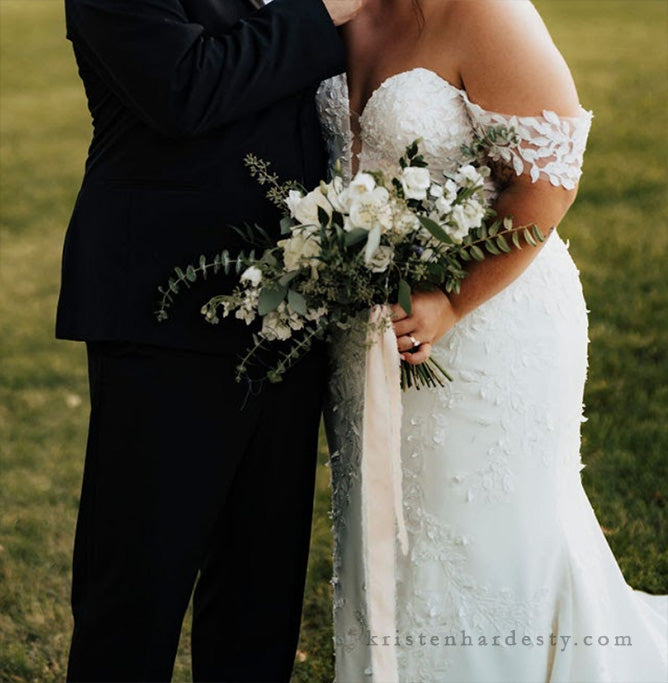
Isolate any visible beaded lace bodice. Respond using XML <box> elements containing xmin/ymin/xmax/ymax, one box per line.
<box><xmin>316</xmin><ymin>67</ymin><xmax>593</xmax><ymax>189</ymax></box>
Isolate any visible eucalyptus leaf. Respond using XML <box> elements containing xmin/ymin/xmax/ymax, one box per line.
<box><xmin>263</xmin><ymin>251</ymin><xmax>278</xmax><ymax>267</ymax></box>
<box><xmin>278</xmin><ymin>270</ymin><xmax>299</xmax><ymax>286</ymax></box>
<box><xmin>287</xmin><ymin>289</ymin><xmax>307</xmax><ymax>316</ymax></box>
<box><xmin>344</xmin><ymin>227</ymin><xmax>369</xmax><ymax>246</ymax></box>
<box><xmin>280</xmin><ymin>216</ymin><xmax>294</xmax><ymax>235</ymax></box>
<box><xmin>418</xmin><ymin>216</ymin><xmax>452</xmax><ymax>244</ymax></box>
<box><xmin>258</xmin><ymin>284</ymin><xmax>287</xmax><ymax>316</ymax></box>
<box><xmin>398</xmin><ymin>279</ymin><xmax>412</xmax><ymax>315</ymax></box>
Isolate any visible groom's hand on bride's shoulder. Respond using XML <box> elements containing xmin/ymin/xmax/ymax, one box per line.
<box><xmin>323</xmin><ymin>0</ymin><xmax>365</xmax><ymax>26</ymax></box>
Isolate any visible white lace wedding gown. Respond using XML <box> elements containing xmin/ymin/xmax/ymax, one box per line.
<box><xmin>317</xmin><ymin>68</ymin><xmax>667</xmax><ymax>682</ymax></box>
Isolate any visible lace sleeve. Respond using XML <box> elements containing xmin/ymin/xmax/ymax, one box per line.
<box><xmin>462</xmin><ymin>91</ymin><xmax>593</xmax><ymax>190</ymax></box>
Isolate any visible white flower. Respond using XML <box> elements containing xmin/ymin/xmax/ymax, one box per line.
<box><xmin>420</xmin><ymin>247</ymin><xmax>435</xmax><ymax>262</ymax></box>
<box><xmin>400</xmin><ymin>166</ymin><xmax>431</xmax><ymax>200</ymax></box>
<box><xmin>455</xmin><ymin>164</ymin><xmax>485</xmax><ymax>189</ymax></box>
<box><xmin>285</xmin><ymin>187</ymin><xmax>330</xmax><ymax>225</ymax></box>
<box><xmin>327</xmin><ymin>175</ymin><xmax>352</xmax><ymax>214</ymax></box>
<box><xmin>348</xmin><ymin>186</ymin><xmax>392</xmax><ymax>232</ymax></box>
<box><xmin>392</xmin><ymin>208</ymin><xmax>421</xmax><ymax>238</ymax></box>
<box><xmin>305</xmin><ymin>306</ymin><xmax>328</xmax><ymax>322</ymax></box>
<box><xmin>240</xmin><ymin>265</ymin><xmax>262</xmax><ymax>287</ymax></box>
<box><xmin>277</xmin><ymin>302</ymin><xmax>305</xmax><ymax>332</ymax></box>
<box><xmin>449</xmin><ymin>198</ymin><xmax>486</xmax><ymax>241</ymax></box>
<box><xmin>443</xmin><ymin>179</ymin><xmax>458</xmax><ymax>203</ymax></box>
<box><xmin>278</xmin><ymin>227</ymin><xmax>321</xmax><ymax>271</ymax></box>
<box><xmin>235</xmin><ymin>306</ymin><xmax>256</xmax><ymax>325</ymax></box>
<box><xmin>349</xmin><ymin>172</ymin><xmax>377</xmax><ymax>194</ymax></box>
<box><xmin>365</xmin><ymin>244</ymin><xmax>394</xmax><ymax>273</ymax></box>
<box><xmin>234</xmin><ymin>288</ymin><xmax>259</xmax><ymax>325</ymax></box>
<box><xmin>435</xmin><ymin>195</ymin><xmax>454</xmax><ymax>216</ymax></box>
<box><xmin>261</xmin><ymin>310</ymin><xmax>292</xmax><ymax>341</ymax></box>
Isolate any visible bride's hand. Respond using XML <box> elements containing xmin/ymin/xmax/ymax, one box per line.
<box><xmin>391</xmin><ymin>289</ymin><xmax>460</xmax><ymax>365</ymax></box>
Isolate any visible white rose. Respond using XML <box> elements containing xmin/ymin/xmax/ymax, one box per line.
<box><xmin>365</xmin><ymin>244</ymin><xmax>394</xmax><ymax>273</ymax></box>
<box><xmin>277</xmin><ymin>227</ymin><xmax>321</xmax><ymax>271</ymax></box>
<box><xmin>240</xmin><ymin>265</ymin><xmax>262</xmax><ymax>287</ymax></box>
<box><xmin>348</xmin><ymin>187</ymin><xmax>392</xmax><ymax>232</ymax></box>
<box><xmin>401</xmin><ymin>166</ymin><xmax>431</xmax><ymax>200</ymax></box>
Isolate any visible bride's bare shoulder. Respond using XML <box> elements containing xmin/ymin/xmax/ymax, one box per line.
<box><xmin>443</xmin><ymin>0</ymin><xmax>581</xmax><ymax>117</ymax></box>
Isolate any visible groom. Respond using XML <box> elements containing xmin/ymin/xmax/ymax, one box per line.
<box><xmin>57</xmin><ymin>0</ymin><xmax>357</xmax><ymax>680</ymax></box>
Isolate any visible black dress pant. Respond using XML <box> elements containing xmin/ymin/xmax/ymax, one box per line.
<box><xmin>66</xmin><ymin>340</ymin><xmax>327</xmax><ymax>682</ymax></box>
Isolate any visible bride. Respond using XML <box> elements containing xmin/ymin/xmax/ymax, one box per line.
<box><xmin>317</xmin><ymin>1</ymin><xmax>667</xmax><ymax>681</ymax></box>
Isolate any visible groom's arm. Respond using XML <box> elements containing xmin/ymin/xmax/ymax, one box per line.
<box><xmin>68</xmin><ymin>0</ymin><xmax>347</xmax><ymax>138</ymax></box>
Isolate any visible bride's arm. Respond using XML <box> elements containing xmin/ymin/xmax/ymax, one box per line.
<box><xmin>395</xmin><ymin>0</ymin><xmax>589</xmax><ymax>364</ymax></box>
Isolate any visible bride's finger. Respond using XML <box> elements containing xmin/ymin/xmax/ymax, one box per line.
<box><xmin>390</xmin><ymin>303</ymin><xmax>408</xmax><ymax>321</ymax></box>
<box><xmin>397</xmin><ymin>335</ymin><xmax>420</xmax><ymax>352</ymax></box>
<box><xmin>392</xmin><ymin>317</ymin><xmax>415</xmax><ymax>338</ymax></box>
<box><xmin>402</xmin><ymin>342</ymin><xmax>432</xmax><ymax>365</ymax></box>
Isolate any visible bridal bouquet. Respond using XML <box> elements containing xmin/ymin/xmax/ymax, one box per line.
<box><xmin>156</xmin><ymin>138</ymin><xmax>544</xmax><ymax>389</ymax></box>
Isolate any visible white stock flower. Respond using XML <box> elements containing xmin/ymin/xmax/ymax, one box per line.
<box><xmin>365</xmin><ymin>244</ymin><xmax>394</xmax><ymax>273</ymax></box>
<box><xmin>400</xmin><ymin>166</ymin><xmax>431</xmax><ymax>200</ymax></box>
<box><xmin>392</xmin><ymin>208</ymin><xmax>421</xmax><ymax>238</ymax></box>
<box><xmin>455</xmin><ymin>164</ymin><xmax>485</xmax><ymax>189</ymax></box>
<box><xmin>449</xmin><ymin>198</ymin><xmax>485</xmax><ymax>241</ymax></box>
<box><xmin>443</xmin><ymin>179</ymin><xmax>458</xmax><ymax>202</ymax></box>
<box><xmin>240</xmin><ymin>265</ymin><xmax>262</xmax><ymax>287</ymax></box>
<box><xmin>348</xmin><ymin>186</ymin><xmax>392</xmax><ymax>232</ymax></box>
<box><xmin>277</xmin><ymin>227</ymin><xmax>321</xmax><ymax>271</ymax></box>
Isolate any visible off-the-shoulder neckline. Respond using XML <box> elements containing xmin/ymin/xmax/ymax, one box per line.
<box><xmin>343</xmin><ymin>67</ymin><xmax>592</xmax><ymax>124</ymax></box>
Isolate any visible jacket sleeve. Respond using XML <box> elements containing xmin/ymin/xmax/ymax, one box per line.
<box><xmin>69</xmin><ymin>0</ymin><xmax>346</xmax><ymax>137</ymax></box>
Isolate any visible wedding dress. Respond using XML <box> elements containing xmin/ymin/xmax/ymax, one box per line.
<box><xmin>316</xmin><ymin>68</ymin><xmax>667</xmax><ymax>682</ymax></box>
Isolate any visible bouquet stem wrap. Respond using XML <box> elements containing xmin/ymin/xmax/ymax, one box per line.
<box><xmin>361</xmin><ymin>305</ymin><xmax>409</xmax><ymax>682</ymax></box>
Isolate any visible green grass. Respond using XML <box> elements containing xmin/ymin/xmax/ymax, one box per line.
<box><xmin>1</xmin><ymin>1</ymin><xmax>666</xmax><ymax>681</ymax></box>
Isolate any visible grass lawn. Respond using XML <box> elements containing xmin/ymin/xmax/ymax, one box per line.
<box><xmin>1</xmin><ymin>1</ymin><xmax>666</xmax><ymax>681</ymax></box>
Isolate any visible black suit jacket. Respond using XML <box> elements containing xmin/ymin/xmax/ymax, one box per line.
<box><xmin>56</xmin><ymin>0</ymin><xmax>345</xmax><ymax>353</ymax></box>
